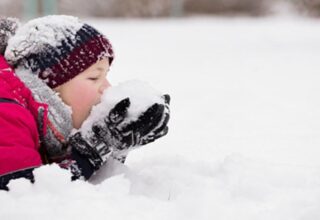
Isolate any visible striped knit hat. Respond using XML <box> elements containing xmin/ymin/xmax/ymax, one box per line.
<box><xmin>4</xmin><ymin>15</ymin><xmax>114</xmax><ymax>88</ymax></box>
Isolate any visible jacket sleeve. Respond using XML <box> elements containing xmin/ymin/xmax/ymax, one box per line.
<box><xmin>0</xmin><ymin>102</ymin><xmax>42</xmax><ymax>184</ymax></box>
<box><xmin>0</xmin><ymin>168</ymin><xmax>35</xmax><ymax>191</ymax></box>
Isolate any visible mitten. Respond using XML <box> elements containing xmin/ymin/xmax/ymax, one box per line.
<box><xmin>68</xmin><ymin>94</ymin><xmax>170</xmax><ymax>175</ymax></box>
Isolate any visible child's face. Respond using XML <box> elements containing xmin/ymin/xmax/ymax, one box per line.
<box><xmin>54</xmin><ymin>58</ymin><xmax>111</xmax><ymax>129</ymax></box>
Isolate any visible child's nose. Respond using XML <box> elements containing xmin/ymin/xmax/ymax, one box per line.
<box><xmin>99</xmin><ymin>79</ymin><xmax>111</xmax><ymax>93</ymax></box>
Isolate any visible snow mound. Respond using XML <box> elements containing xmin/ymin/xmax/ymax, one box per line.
<box><xmin>2</xmin><ymin>155</ymin><xmax>320</xmax><ymax>220</ymax></box>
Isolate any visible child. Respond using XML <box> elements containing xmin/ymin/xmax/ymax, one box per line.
<box><xmin>0</xmin><ymin>15</ymin><xmax>170</xmax><ymax>190</ymax></box>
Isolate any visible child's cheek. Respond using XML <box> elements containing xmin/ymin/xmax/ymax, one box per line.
<box><xmin>76</xmin><ymin>83</ymin><xmax>100</xmax><ymax>108</ymax></box>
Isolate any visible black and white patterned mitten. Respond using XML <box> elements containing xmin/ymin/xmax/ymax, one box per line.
<box><xmin>68</xmin><ymin>94</ymin><xmax>170</xmax><ymax>176</ymax></box>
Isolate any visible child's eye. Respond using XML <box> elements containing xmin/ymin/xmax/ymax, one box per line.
<box><xmin>88</xmin><ymin>77</ymin><xmax>98</xmax><ymax>81</ymax></box>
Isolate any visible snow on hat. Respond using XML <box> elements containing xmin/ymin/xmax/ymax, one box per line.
<box><xmin>3</xmin><ymin>15</ymin><xmax>114</xmax><ymax>88</ymax></box>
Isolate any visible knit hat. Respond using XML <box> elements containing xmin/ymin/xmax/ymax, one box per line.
<box><xmin>2</xmin><ymin>15</ymin><xmax>114</xmax><ymax>88</ymax></box>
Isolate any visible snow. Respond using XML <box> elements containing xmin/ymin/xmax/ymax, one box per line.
<box><xmin>5</xmin><ymin>15</ymin><xmax>82</xmax><ymax>64</ymax></box>
<box><xmin>81</xmin><ymin>80</ymin><xmax>164</xmax><ymax>135</ymax></box>
<box><xmin>100</xmin><ymin>80</ymin><xmax>164</xmax><ymax>120</ymax></box>
<box><xmin>1</xmin><ymin>15</ymin><xmax>320</xmax><ymax>219</ymax></box>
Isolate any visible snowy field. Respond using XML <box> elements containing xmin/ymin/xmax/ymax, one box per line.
<box><xmin>1</xmin><ymin>15</ymin><xmax>320</xmax><ymax>220</ymax></box>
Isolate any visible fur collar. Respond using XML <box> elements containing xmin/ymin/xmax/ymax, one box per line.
<box><xmin>15</xmin><ymin>68</ymin><xmax>73</xmax><ymax>162</ymax></box>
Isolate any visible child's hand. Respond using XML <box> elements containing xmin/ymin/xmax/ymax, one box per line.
<box><xmin>106</xmin><ymin>94</ymin><xmax>170</xmax><ymax>150</ymax></box>
<box><xmin>68</xmin><ymin>94</ymin><xmax>170</xmax><ymax>171</ymax></box>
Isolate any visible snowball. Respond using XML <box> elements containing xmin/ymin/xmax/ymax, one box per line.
<box><xmin>80</xmin><ymin>80</ymin><xmax>164</xmax><ymax>134</ymax></box>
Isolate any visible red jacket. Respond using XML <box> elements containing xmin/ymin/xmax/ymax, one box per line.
<box><xmin>0</xmin><ymin>55</ymin><xmax>48</xmax><ymax>176</ymax></box>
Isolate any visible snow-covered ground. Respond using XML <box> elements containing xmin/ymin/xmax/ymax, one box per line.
<box><xmin>1</xmin><ymin>16</ymin><xmax>320</xmax><ymax>220</ymax></box>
